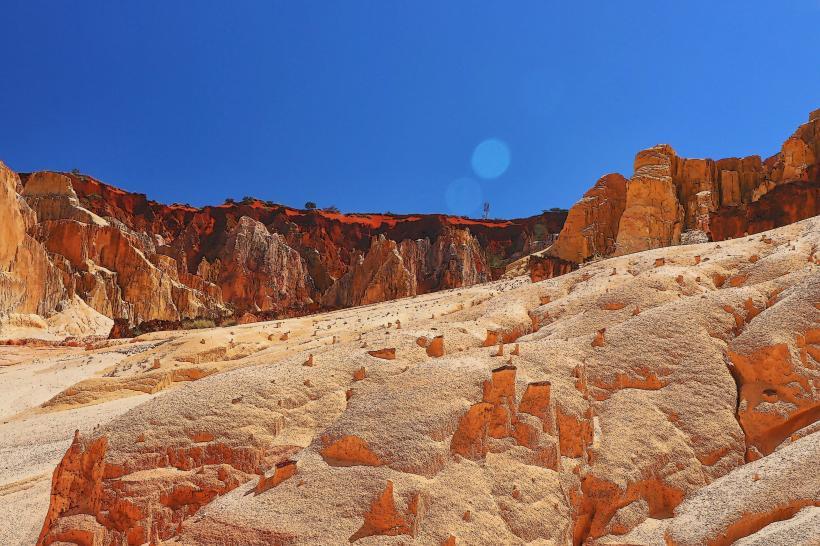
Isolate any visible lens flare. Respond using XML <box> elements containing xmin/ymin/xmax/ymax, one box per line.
<box><xmin>445</xmin><ymin>177</ymin><xmax>483</xmax><ymax>217</ymax></box>
<box><xmin>471</xmin><ymin>138</ymin><xmax>510</xmax><ymax>179</ymax></box>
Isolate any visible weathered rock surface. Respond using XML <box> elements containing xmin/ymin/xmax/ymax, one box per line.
<box><xmin>4</xmin><ymin>109</ymin><xmax>820</xmax><ymax>334</ymax></box>
<box><xmin>323</xmin><ymin>228</ymin><xmax>489</xmax><ymax>308</ymax></box>
<box><xmin>322</xmin><ymin>235</ymin><xmax>417</xmax><ymax>308</ymax></box>
<box><xmin>31</xmin><ymin>215</ymin><xmax>820</xmax><ymax>545</ymax></box>
<box><xmin>615</xmin><ymin>144</ymin><xmax>685</xmax><ymax>255</ymax></box>
<box><xmin>215</xmin><ymin>216</ymin><xmax>312</xmax><ymax>314</ymax></box>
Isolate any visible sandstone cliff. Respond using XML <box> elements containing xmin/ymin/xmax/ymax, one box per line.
<box><xmin>322</xmin><ymin>228</ymin><xmax>491</xmax><ymax>309</ymax></box>
<box><xmin>549</xmin><ymin>173</ymin><xmax>627</xmax><ymax>263</ymax></box>
<box><xmin>0</xmin><ymin>163</ymin><xmax>66</xmax><ymax>322</ymax></box>
<box><xmin>0</xmin><ymin>167</ymin><xmax>563</xmax><ymax>335</ymax></box>
<box><xmin>550</xmin><ymin>108</ymin><xmax>820</xmax><ymax>265</ymax></box>
<box><xmin>214</xmin><ymin>216</ymin><xmax>312</xmax><ymax>314</ymax></box>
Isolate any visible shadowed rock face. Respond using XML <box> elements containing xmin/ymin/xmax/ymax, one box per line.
<box><xmin>215</xmin><ymin>216</ymin><xmax>312</xmax><ymax>314</ymax></box>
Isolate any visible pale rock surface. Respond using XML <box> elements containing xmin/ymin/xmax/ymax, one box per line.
<box><xmin>25</xmin><ymin>215</ymin><xmax>819</xmax><ymax>546</ymax></box>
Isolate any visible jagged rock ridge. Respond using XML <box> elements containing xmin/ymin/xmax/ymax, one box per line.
<box><xmin>549</xmin><ymin>108</ymin><xmax>820</xmax><ymax>265</ymax></box>
<box><xmin>0</xmin><ymin>166</ymin><xmax>564</xmax><ymax>336</ymax></box>
<box><xmin>2</xmin><ymin>108</ymin><xmax>819</xmax><ymax>340</ymax></box>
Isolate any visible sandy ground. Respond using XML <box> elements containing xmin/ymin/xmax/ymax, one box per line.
<box><xmin>0</xmin><ymin>343</ymin><xmax>160</xmax><ymax>545</ymax></box>
<box><xmin>0</xmin><ymin>347</ymin><xmax>116</xmax><ymax>421</ymax></box>
<box><xmin>0</xmin><ymin>396</ymin><xmax>149</xmax><ymax>545</ymax></box>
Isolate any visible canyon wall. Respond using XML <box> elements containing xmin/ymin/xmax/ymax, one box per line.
<box><xmin>0</xmin><ymin>166</ymin><xmax>563</xmax><ymax>333</ymax></box>
<box><xmin>0</xmin><ymin>164</ymin><xmax>66</xmax><ymax>318</ymax></box>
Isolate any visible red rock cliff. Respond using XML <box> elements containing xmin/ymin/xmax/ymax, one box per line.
<box><xmin>549</xmin><ymin>108</ymin><xmax>820</xmax><ymax>265</ymax></box>
<box><xmin>6</xmin><ymin>168</ymin><xmax>564</xmax><ymax>330</ymax></box>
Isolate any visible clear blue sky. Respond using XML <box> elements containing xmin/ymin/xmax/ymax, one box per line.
<box><xmin>2</xmin><ymin>1</ymin><xmax>819</xmax><ymax>218</ymax></box>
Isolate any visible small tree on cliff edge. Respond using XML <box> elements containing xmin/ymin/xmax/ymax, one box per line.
<box><xmin>305</xmin><ymin>201</ymin><xmax>317</xmax><ymax>210</ymax></box>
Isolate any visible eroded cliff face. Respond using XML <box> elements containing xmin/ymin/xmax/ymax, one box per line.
<box><xmin>549</xmin><ymin>108</ymin><xmax>820</xmax><ymax>266</ymax></box>
<box><xmin>1</xmin><ymin>167</ymin><xmax>562</xmax><ymax>332</ymax></box>
<box><xmin>549</xmin><ymin>173</ymin><xmax>627</xmax><ymax>263</ymax></box>
<box><xmin>213</xmin><ymin>216</ymin><xmax>313</xmax><ymax>314</ymax></box>
<box><xmin>0</xmin><ymin>163</ymin><xmax>66</xmax><ymax>320</ymax></box>
<box><xmin>615</xmin><ymin>144</ymin><xmax>686</xmax><ymax>256</ymax></box>
<box><xmin>322</xmin><ymin>228</ymin><xmax>492</xmax><ymax>309</ymax></box>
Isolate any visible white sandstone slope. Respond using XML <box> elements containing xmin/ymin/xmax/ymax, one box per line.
<box><xmin>3</xmin><ymin>215</ymin><xmax>817</xmax><ymax>546</ymax></box>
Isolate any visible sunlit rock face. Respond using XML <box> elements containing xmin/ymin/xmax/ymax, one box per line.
<box><xmin>0</xmin><ymin>161</ymin><xmax>66</xmax><ymax>319</ymax></box>
<box><xmin>549</xmin><ymin>109</ymin><xmax>820</xmax><ymax>266</ymax></box>
<box><xmin>549</xmin><ymin>173</ymin><xmax>627</xmax><ymax>263</ymax></box>
<box><xmin>615</xmin><ymin>144</ymin><xmax>686</xmax><ymax>256</ymax></box>
<box><xmin>321</xmin><ymin>235</ymin><xmax>417</xmax><ymax>308</ymax></box>
<box><xmin>0</xmin><ymin>167</ymin><xmax>562</xmax><ymax>332</ymax></box>
<box><xmin>2</xmin><ymin>109</ymin><xmax>819</xmax><ymax>334</ymax></box>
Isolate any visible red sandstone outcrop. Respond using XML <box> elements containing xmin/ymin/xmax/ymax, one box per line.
<box><xmin>547</xmin><ymin>108</ymin><xmax>820</xmax><ymax>271</ymax></box>
<box><xmin>0</xmin><ymin>162</ymin><xmax>66</xmax><ymax>320</ymax></box>
<box><xmin>2</xmin><ymin>168</ymin><xmax>559</xmax><ymax>332</ymax></box>
<box><xmin>322</xmin><ymin>228</ymin><xmax>490</xmax><ymax>308</ymax></box>
<box><xmin>549</xmin><ymin>173</ymin><xmax>627</xmax><ymax>263</ymax></box>
<box><xmin>615</xmin><ymin>144</ymin><xmax>686</xmax><ymax>255</ymax></box>
<box><xmin>528</xmin><ymin>254</ymin><xmax>575</xmax><ymax>283</ymax></box>
<box><xmin>22</xmin><ymin>171</ymin><xmax>107</xmax><ymax>225</ymax></box>
<box><xmin>214</xmin><ymin>216</ymin><xmax>311</xmax><ymax>314</ymax></box>
<box><xmin>321</xmin><ymin>235</ymin><xmax>416</xmax><ymax>308</ymax></box>
<box><xmin>3</xmin><ymin>108</ymin><xmax>820</xmax><ymax>334</ymax></box>
<box><xmin>33</xmin><ymin>218</ymin><xmax>224</xmax><ymax>325</ymax></box>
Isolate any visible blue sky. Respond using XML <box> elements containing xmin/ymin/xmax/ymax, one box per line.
<box><xmin>2</xmin><ymin>1</ymin><xmax>819</xmax><ymax>218</ymax></box>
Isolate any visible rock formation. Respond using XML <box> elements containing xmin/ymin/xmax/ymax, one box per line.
<box><xmin>0</xmin><ymin>168</ymin><xmax>562</xmax><ymax>335</ymax></box>
<box><xmin>0</xmin><ymin>162</ymin><xmax>66</xmax><ymax>322</ymax></box>
<box><xmin>215</xmin><ymin>216</ymin><xmax>312</xmax><ymax>314</ymax></box>
<box><xmin>321</xmin><ymin>235</ymin><xmax>417</xmax><ymax>308</ymax></box>
<box><xmin>615</xmin><ymin>144</ymin><xmax>686</xmax><ymax>256</ymax></box>
<box><xmin>549</xmin><ymin>108</ymin><xmax>820</xmax><ymax>267</ymax></box>
<box><xmin>323</xmin><ymin>228</ymin><xmax>490</xmax><ymax>308</ymax></box>
<box><xmin>550</xmin><ymin>173</ymin><xmax>627</xmax><ymax>263</ymax></box>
